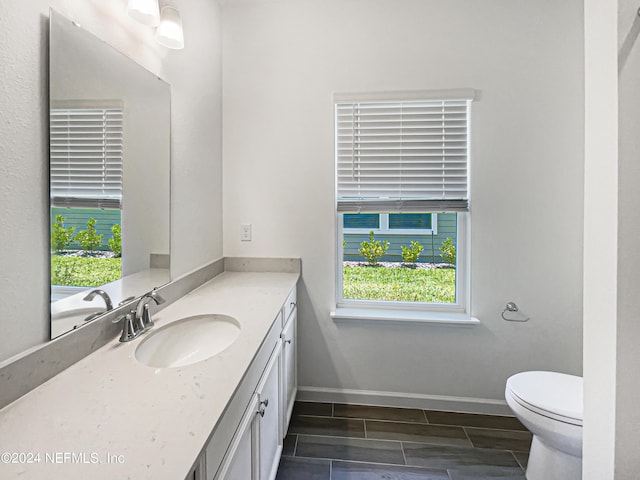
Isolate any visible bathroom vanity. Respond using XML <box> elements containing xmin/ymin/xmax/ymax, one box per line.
<box><xmin>0</xmin><ymin>269</ymin><xmax>298</xmax><ymax>480</ymax></box>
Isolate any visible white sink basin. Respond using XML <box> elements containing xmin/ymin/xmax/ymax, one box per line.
<box><xmin>135</xmin><ymin>314</ymin><xmax>241</xmax><ymax>368</ymax></box>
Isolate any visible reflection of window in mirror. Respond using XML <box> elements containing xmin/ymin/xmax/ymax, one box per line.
<box><xmin>50</xmin><ymin>100</ymin><xmax>123</xmax><ymax>301</ymax></box>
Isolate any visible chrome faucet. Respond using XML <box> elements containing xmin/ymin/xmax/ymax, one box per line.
<box><xmin>83</xmin><ymin>289</ymin><xmax>114</xmax><ymax>311</ymax></box>
<box><xmin>135</xmin><ymin>288</ymin><xmax>166</xmax><ymax>332</ymax></box>
<box><xmin>112</xmin><ymin>288</ymin><xmax>166</xmax><ymax>342</ymax></box>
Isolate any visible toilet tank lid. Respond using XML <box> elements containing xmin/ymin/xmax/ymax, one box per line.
<box><xmin>506</xmin><ymin>371</ymin><xmax>583</xmax><ymax>422</ymax></box>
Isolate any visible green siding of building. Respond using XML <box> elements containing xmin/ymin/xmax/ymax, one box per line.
<box><xmin>51</xmin><ymin>207</ymin><xmax>121</xmax><ymax>251</ymax></box>
<box><xmin>343</xmin><ymin>213</ymin><xmax>457</xmax><ymax>263</ymax></box>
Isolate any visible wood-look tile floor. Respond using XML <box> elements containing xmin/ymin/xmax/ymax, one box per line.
<box><xmin>275</xmin><ymin>402</ymin><xmax>531</xmax><ymax>480</ymax></box>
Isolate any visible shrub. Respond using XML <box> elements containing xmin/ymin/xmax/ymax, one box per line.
<box><xmin>51</xmin><ymin>214</ymin><xmax>75</xmax><ymax>252</ymax></box>
<box><xmin>75</xmin><ymin>218</ymin><xmax>103</xmax><ymax>252</ymax></box>
<box><xmin>51</xmin><ymin>260</ymin><xmax>75</xmax><ymax>285</ymax></box>
<box><xmin>359</xmin><ymin>231</ymin><xmax>389</xmax><ymax>265</ymax></box>
<box><xmin>401</xmin><ymin>240</ymin><xmax>424</xmax><ymax>265</ymax></box>
<box><xmin>51</xmin><ymin>256</ymin><xmax>121</xmax><ymax>287</ymax></box>
<box><xmin>109</xmin><ymin>224</ymin><xmax>122</xmax><ymax>257</ymax></box>
<box><xmin>440</xmin><ymin>237</ymin><xmax>456</xmax><ymax>265</ymax></box>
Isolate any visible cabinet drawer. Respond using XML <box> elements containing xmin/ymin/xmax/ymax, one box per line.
<box><xmin>282</xmin><ymin>288</ymin><xmax>297</xmax><ymax>326</ymax></box>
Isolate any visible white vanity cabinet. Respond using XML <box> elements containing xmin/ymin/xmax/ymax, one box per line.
<box><xmin>213</xmin><ymin>342</ymin><xmax>282</xmax><ymax>480</ymax></box>
<box><xmin>280</xmin><ymin>290</ymin><xmax>297</xmax><ymax>436</ymax></box>
<box><xmin>0</xmin><ymin>271</ymin><xmax>300</xmax><ymax>480</ymax></box>
<box><xmin>187</xmin><ymin>460</ymin><xmax>206</xmax><ymax>480</ymax></box>
<box><xmin>212</xmin><ymin>395</ymin><xmax>259</xmax><ymax>480</ymax></box>
<box><xmin>256</xmin><ymin>343</ymin><xmax>283</xmax><ymax>480</ymax></box>
<box><xmin>204</xmin><ymin>286</ymin><xmax>297</xmax><ymax>480</ymax></box>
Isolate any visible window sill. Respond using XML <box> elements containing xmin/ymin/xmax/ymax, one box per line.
<box><xmin>330</xmin><ymin>307</ymin><xmax>480</xmax><ymax>326</ymax></box>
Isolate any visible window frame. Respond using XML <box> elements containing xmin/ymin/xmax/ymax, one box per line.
<box><xmin>333</xmin><ymin>90</ymin><xmax>473</xmax><ymax>319</ymax></box>
<box><xmin>343</xmin><ymin>212</ymin><xmax>438</xmax><ymax>235</ymax></box>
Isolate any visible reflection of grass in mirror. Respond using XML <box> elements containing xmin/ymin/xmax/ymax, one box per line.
<box><xmin>51</xmin><ymin>256</ymin><xmax>121</xmax><ymax>287</ymax></box>
<box><xmin>343</xmin><ymin>265</ymin><xmax>455</xmax><ymax>303</ymax></box>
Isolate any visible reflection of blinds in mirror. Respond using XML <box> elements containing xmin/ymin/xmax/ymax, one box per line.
<box><xmin>50</xmin><ymin>107</ymin><xmax>123</xmax><ymax>209</ymax></box>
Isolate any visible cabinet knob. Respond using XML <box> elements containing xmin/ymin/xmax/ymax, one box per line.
<box><xmin>285</xmin><ymin>339</ymin><xmax>292</xmax><ymax>345</ymax></box>
<box><xmin>257</xmin><ymin>399</ymin><xmax>269</xmax><ymax>417</ymax></box>
<box><xmin>290</xmin><ymin>302</ymin><xmax>296</xmax><ymax>308</ymax></box>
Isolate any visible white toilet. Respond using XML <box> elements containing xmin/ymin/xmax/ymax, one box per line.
<box><xmin>505</xmin><ymin>371</ymin><xmax>583</xmax><ymax>480</ymax></box>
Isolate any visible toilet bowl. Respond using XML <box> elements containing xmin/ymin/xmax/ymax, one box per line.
<box><xmin>505</xmin><ymin>371</ymin><xmax>582</xmax><ymax>480</ymax></box>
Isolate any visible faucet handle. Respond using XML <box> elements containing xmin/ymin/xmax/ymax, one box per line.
<box><xmin>113</xmin><ymin>309</ymin><xmax>141</xmax><ymax>342</ymax></box>
<box><xmin>140</xmin><ymin>303</ymin><xmax>154</xmax><ymax>331</ymax></box>
<box><xmin>118</xmin><ymin>296</ymin><xmax>136</xmax><ymax>307</ymax></box>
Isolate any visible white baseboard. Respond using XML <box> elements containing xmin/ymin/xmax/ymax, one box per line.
<box><xmin>297</xmin><ymin>386</ymin><xmax>512</xmax><ymax>416</ymax></box>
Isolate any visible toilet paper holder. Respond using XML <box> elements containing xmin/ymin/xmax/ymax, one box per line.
<box><xmin>501</xmin><ymin>302</ymin><xmax>529</xmax><ymax>322</ymax></box>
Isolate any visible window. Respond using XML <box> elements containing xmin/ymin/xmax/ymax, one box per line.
<box><xmin>50</xmin><ymin>104</ymin><xmax>124</xmax><ymax>209</ymax></box>
<box><xmin>335</xmin><ymin>90</ymin><xmax>473</xmax><ymax>315</ymax></box>
<box><xmin>344</xmin><ymin>213</ymin><xmax>436</xmax><ymax>234</ymax></box>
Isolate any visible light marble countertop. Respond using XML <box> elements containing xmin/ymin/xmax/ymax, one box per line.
<box><xmin>0</xmin><ymin>271</ymin><xmax>299</xmax><ymax>479</ymax></box>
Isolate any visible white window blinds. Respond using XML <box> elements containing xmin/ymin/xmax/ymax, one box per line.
<box><xmin>336</xmin><ymin>91</ymin><xmax>472</xmax><ymax>213</ymax></box>
<box><xmin>50</xmin><ymin>107</ymin><xmax>124</xmax><ymax>209</ymax></box>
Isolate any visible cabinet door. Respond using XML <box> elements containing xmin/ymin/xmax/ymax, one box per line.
<box><xmin>281</xmin><ymin>310</ymin><xmax>297</xmax><ymax>436</ymax></box>
<box><xmin>282</xmin><ymin>288</ymin><xmax>297</xmax><ymax>327</ymax></box>
<box><xmin>256</xmin><ymin>343</ymin><xmax>283</xmax><ymax>480</ymax></box>
<box><xmin>188</xmin><ymin>457</ymin><xmax>205</xmax><ymax>480</ymax></box>
<box><xmin>214</xmin><ymin>395</ymin><xmax>259</xmax><ymax>480</ymax></box>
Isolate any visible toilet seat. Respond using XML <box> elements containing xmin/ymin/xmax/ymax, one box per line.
<box><xmin>506</xmin><ymin>371</ymin><xmax>582</xmax><ymax>427</ymax></box>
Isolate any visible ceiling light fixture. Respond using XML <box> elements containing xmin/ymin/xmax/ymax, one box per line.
<box><xmin>155</xmin><ymin>6</ymin><xmax>184</xmax><ymax>50</ymax></box>
<box><xmin>127</xmin><ymin>0</ymin><xmax>160</xmax><ymax>27</ymax></box>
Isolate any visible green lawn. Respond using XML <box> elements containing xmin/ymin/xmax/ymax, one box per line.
<box><xmin>343</xmin><ymin>265</ymin><xmax>455</xmax><ymax>303</ymax></box>
<box><xmin>51</xmin><ymin>256</ymin><xmax>121</xmax><ymax>287</ymax></box>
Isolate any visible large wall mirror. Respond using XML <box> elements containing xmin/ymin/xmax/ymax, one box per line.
<box><xmin>49</xmin><ymin>10</ymin><xmax>171</xmax><ymax>338</ymax></box>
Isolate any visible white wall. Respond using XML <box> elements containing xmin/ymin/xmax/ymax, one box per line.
<box><xmin>222</xmin><ymin>0</ymin><xmax>584</xmax><ymax>406</ymax></box>
<box><xmin>583</xmin><ymin>1</ymin><xmax>640</xmax><ymax>476</ymax></box>
<box><xmin>0</xmin><ymin>0</ymin><xmax>223</xmax><ymax>362</ymax></box>
<box><xmin>615</xmin><ymin>1</ymin><xmax>640</xmax><ymax>474</ymax></box>
<box><xmin>582</xmin><ymin>0</ymin><xmax>618</xmax><ymax>475</ymax></box>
